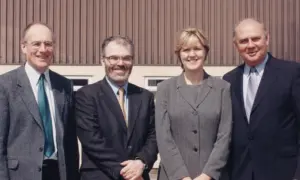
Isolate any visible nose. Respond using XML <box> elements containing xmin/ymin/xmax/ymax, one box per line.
<box><xmin>188</xmin><ymin>49</ymin><xmax>196</xmax><ymax>57</ymax></box>
<box><xmin>39</xmin><ymin>43</ymin><xmax>47</xmax><ymax>52</ymax></box>
<box><xmin>247</xmin><ymin>39</ymin><xmax>255</xmax><ymax>48</ymax></box>
<box><xmin>116</xmin><ymin>58</ymin><xmax>125</xmax><ymax>65</ymax></box>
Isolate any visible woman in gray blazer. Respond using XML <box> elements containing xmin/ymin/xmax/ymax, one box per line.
<box><xmin>156</xmin><ymin>28</ymin><xmax>232</xmax><ymax>180</ymax></box>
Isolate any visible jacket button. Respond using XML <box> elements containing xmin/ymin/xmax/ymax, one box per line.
<box><xmin>39</xmin><ymin>147</ymin><xmax>43</xmax><ymax>152</ymax></box>
<box><xmin>192</xmin><ymin>111</ymin><xmax>198</xmax><ymax>115</ymax></box>
<box><xmin>127</xmin><ymin>146</ymin><xmax>132</xmax><ymax>149</ymax></box>
<box><xmin>193</xmin><ymin>130</ymin><xmax>197</xmax><ymax>134</ymax></box>
<box><xmin>193</xmin><ymin>147</ymin><xmax>198</xmax><ymax>152</ymax></box>
<box><xmin>248</xmin><ymin>136</ymin><xmax>254</xmax><ymax>140</ymax></box>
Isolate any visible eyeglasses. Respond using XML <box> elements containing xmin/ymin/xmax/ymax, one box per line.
<box><xmin>104</xmin><ymin>55</ymin><xmax>133</xmax><ymax>64</ymax></box>
<box><xmin>24</xmin><ymin>41</ymin><xmax>54</xmax><ymax>50</ymax></box>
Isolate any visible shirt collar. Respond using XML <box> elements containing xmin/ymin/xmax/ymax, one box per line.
<box><xmin>244</xmin><ymin>53</ymin><xmax>269</xmax><ymax>77</ymax></box>
<box><xmin>25</xmin><ymin>62</ymin><xmax>51</xmax><ymax>85</ymax></box>
<box><xmin>105</xmin><ymin>76</ymin><xmax>128</xmax><ymax>95</ymax></box>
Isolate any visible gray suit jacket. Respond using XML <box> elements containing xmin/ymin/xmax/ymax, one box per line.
<box><xmin>156</xmin><ymin>73</ymin><xmax>232</xmax><ymax>180</ymax></box>
<box><xmin>0</xmin><ymin>66</ymin><xmax>79</xmax><ymax>180</ymax></box>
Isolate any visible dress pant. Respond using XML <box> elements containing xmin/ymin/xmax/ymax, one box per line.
<box><xmin>42</xmin><ymin>160</ymin><xmax>60</xmax><ymax>180</ymax></box>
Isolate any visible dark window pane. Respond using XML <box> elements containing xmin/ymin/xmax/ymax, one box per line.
<box><xmin>148</xmin><ymin>79</ymin><xmax>165</xmax><ymax>87</ymax></box>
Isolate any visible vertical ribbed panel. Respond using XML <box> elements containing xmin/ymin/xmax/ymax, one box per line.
<box><xmin>0</xmin><ymin>0</ymin><xmax>299</xmax><ymax>65</ymax></box>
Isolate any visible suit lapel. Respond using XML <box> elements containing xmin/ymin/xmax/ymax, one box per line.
<box><xmin>176</xmin><ymin>72</ymin><xmax>212</xmax><ymax>110</ymax></box>
<box><xmin>251</xmin><ymin>57</ymin><xmax>278</xmax><ymax>115</ymax></box>
<box><xmin>127</xmin><ymin>84</ymin><xmax>142</xmax><ymax>142</ymax></box>
<box><xmin>233</xmin><ymin>65</ymin><xmax>248</xmax><ymax>123</ymax></box>
<box><xmin>49</xmin><ymin>71</ymin><xmax>65</xmax><ymax>135</ymax></box>
<box><xmin>195</xmin><ymin>72</ymin><xmax>212</xmax><ymax>108</ymax></box>
<box><xmin>101</xmin><ymin>79</ymin><xmax>127</xmax><ymax>132</ymax></box>
<box><xmin>17</xmin><ymin>66</ymin><xmax>44</xmax><ymax>130</ymax></box>
<box><xmin>176</xmin><ymin>73</ymin><xmax>197</xmax><ymax>110</ymax></box>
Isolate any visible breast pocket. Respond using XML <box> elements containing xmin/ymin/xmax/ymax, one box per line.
<box><xmin>7</xmin><ymin>158</ymin><xmax>19</xmax><ymax>170</ymax></box>
<box><xmin>278</xmin><ymin>147</ymin><xmax>298</xmax><ymax>157</ymax></box>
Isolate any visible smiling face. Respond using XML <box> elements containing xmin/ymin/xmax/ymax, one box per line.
<box><xmin>234</xmin><ymin>19</ymin><xmax>269</xmax><ymax>66</ymax></box>
<box><xmin>179</xmin><ymin>35</ymin><xmax>207</xmax><ymax>72</ymax></box>
<box><xmin>102</xmin><ymin>41</ymin><xmax>133</xmax><ymax>86</ymax></box>
<box><xmin>175</xmin><ymin>28</ymin><xmax>209</xmax><ymax>73</ymax></box>
<box><xmin>21</xmin><ymin>24</ymin><xmax>54</xmax><ymax>73</ymax></box>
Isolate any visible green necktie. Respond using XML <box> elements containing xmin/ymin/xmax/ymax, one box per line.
<box><xmin>38</xmin><ymin>74</ymin><xmax>55</xmax><ymax>157</ymax></box>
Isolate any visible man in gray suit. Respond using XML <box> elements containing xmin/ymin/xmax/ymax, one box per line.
<box><xmin>0</xmin><ymin>23</ymin><xmax>79</xmax><ymax>180</ymax></box>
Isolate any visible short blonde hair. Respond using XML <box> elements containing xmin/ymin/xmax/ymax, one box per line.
<box><xmin>175</xmin><ymin>28</ymin><xmax>209</xmax><ymax>68</ymax></box>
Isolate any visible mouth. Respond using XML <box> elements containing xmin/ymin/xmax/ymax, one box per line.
<box><xmin>113</xmin><ymin>69</ymin><xmax>127</xmax><ymax>73</ymax></box>
<box><xmin>36</xmin><ymin>56</ymin><xmax>49</xmax><ymax>60</ymax></box>
<box><xmin>247</xmin><ymin>51</ymin><xmax>258</xmax><ymax>57</ymax></box>
<box><xmin>186</xmin><ymin>58</ymin><xmax>199</xmax><ymax>62</ymax></box>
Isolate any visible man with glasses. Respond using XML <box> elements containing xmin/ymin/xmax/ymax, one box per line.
<box><xmin>0</xmin><ymin>23</ymin><xmax>79</xmax><ymax>180</ymax></box>
<box><xmin>76</xmin><ymin>36</ymin><xmax>158</xmax><ymax>180</ymax></box>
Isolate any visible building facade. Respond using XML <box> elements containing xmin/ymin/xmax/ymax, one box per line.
<box><xmin>1</xmin><ymin>0</ymin><xmax>300</xmax><ymax>175</ymax></box>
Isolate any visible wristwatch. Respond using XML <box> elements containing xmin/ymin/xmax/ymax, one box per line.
<box><xmin>135</xmin><ymin>156</ymin><xmax>148</xmax><ymax>171</ymax></box>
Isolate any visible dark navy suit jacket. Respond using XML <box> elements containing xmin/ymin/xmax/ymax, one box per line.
<box><xmin>223</xmin><ymin>54</ymin><xmax>300</xmax><ymax>180</ymax></box>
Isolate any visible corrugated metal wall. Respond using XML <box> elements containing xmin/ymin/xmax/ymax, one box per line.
<box><xmin>0</xmin><ymin>0</ymin><xmax>299</xmax><ymax>65</ymax></box>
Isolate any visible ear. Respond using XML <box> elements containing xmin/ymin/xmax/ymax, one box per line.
<box><xmin>233</xmin><ymin>38</ymin><xmax>239</xmax><ymax>49</ymax></box>
<box><xmin>101</xmin><ymin>57</ymin><xmax>105</xmax><ymax>64</ymax></box>
<box><xmin>265</xmin><ymin>32</ymin><xmax>270</xmax><ymax>46</ymax></box>
<box><xmin>21</xmin><ymin>42</ymin><xmax>27</xmax><ymax>54</ymax></box>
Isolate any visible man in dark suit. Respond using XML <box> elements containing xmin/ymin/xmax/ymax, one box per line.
<box><xmin>223</xmin><ymin>18</ymin><xmax>300</xmax><ymax>180</ymax></box>
<box><xmin>0</xmin><ymin>23</ymin><xmax>79</xmax><ymax>180</ymax></box>
<box><xmin>76</xmin><ymin>36</ymin><xmax>158</xmax><ymax>180</ymax></box>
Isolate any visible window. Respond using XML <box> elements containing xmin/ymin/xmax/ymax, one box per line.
<box><xmin>64</xmin><ymin>76</ymin><xmax>91</xmax><ymax>91</ymax></box>
<box><xmin>144</xmin><ymin>77</ymin><xmax>171</xmax><ymax>95</ymax></box>
<box><xmin>71</xmin><ymin>79</ymin><xmax>89</xmax><ymax>91</ymax></box>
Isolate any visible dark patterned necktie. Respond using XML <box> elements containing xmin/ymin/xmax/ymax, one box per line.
<box><xmin>38</xmin><ymin>74</ymin><xmax>55</xmax><ymax>157</ymax></box>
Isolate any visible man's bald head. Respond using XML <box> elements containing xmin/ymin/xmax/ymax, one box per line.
<box><xmin>22</xmin><ymin>22</ymin><xmax>55</xmax><ymax>43</ymax></box>
<box><xmin>233</xmin><ymin>18</ymin><xmax>269</xmax><ymax>66</ymax></box>
<box><xmin>21</xmin><ymin>22</ymin><xmax>55</xmax><ymax>73</ymax></box>
<box><xmin>233</xmin><ymin>18</ymin><xmax>267</xmax><ymax>40</ymax></box>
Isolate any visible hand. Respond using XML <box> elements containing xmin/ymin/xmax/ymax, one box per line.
<box><xmin>120</xmin><ymin>160</ymin><xmax>145</xmax><ymax>180</ymax></box>
<box><xmin>182</xmin><ymin>177</ymin><xmax>192</xmax><ymax>180</ymax></box>
<box><xmin>193</xmin><ymin>173</ymin><xmax>211</xmax><ymax>180</ymax></box>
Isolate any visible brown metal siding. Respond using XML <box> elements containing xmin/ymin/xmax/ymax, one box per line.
<box><xmin>0</xmin><ymin>0</ymin><xmax>299</xmax><ymax>66</ymax></box>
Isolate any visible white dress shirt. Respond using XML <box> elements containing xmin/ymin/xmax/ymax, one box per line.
<box><xmin>243</xmin><ymin>54</ymin><xmax>269</xmax><ymax>104</ymax></box>
<box><xmin>25</xmin><ymin>63</ymin><xmax>58</xmax><ymax>160</ymax></box>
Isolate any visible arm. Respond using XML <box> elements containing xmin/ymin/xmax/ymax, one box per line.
<box><xmin>292</xmin><ymin>65</ymin><xmax>300</xmax><ymax>179</ymax></box>
<box><xmin>135</xmin><ymin>93</ymin><xmax>158</xmax><ymax>172</ymax></box>
<box><xmin>200</xmin><ymin>83</ymin><xmax>233</xmax><ymax>180</ymax></box>
<box><xmin>121</xmin><ymin>93</ymin><xmax>158</xmax><ymax>180</ymax></box>
<box><xmin>155</xmin><ymin>83</ymin><xmax>190</xmax><ymax>180</ymax></box>
<box><xmin>75</xmin><ymin>89</ymin><xmax>124</xmax><ymax>179</ymax></box>
<box><xmin>65</xmin><ymin>81</ymin><xmax>79</xmax><ymax>180</ymax></box>
<box><xmin>0</xmin><ymin>83</ymin><xmax>10</xmax><ymax>179</ymax></box>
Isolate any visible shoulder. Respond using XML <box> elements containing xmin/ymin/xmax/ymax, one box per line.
<box><xmin>156</xmin><ymin>76</ymin><xmax>178</xmax><ymax>91</ymax></box>
<box><xmin>128</xmin><ymin>83</ymin><xmax>154</xmax><ymax>98</ymax></box>
<box><xmin>272</xmin><ymin>57</ymin><xmax>300</xmax><ymax>70</ymax></box>
<box><xmin>49</xmin><ymin>70</ymin><xmax>73</xmax><ymax>93</ymax></box>
<box><xmin>268</xmin><ymin>57</ymin><xmax>300</xmax><ymax>80</ymax></box>
<box><xmin>76</xmin><ymin>80</ymin><xmax>102</xmax><ymax>95</ymax></box>
<box><xmin>49</xmin><ymin>70</ymin><xmax>71</xmax><ymax>84</ymax></box>
<box><xmin>0</xmin><ymin>67</ymin><xmax>22</xmax><ymax>89</ymax></box>
<box><xmin>223</xmin><ymin>64</ymin><xmax>243</xmax><ymax>82</ymax></box>
<box><xmin>0</xmin><ymin>66</ymin><xmax>20</xmax><ymax>80</ymax></box>
<box><xmin>208</xmin><ymin>76</ymin><xmax>231</xmax><ymax>90</ymax></box>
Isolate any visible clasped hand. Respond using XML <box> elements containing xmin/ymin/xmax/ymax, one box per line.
<box><xmin>120</xmin><ymin>160</ymin><xmax>145</xmax><ymax>180</ymax></box>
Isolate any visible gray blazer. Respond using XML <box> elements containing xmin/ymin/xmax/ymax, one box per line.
<box><xmin>155</xmin><ymin>73</ymin><xmax>232</xmax><ymax>180</ymax></box>
<box><xmin>0</xmin><ymin>66</ymin><xmax>79</xmax><ymax>180</ymax></box>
